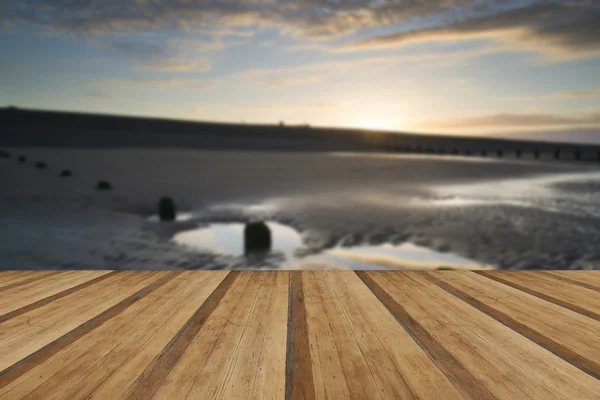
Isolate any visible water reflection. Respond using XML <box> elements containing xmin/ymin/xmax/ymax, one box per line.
<box><xmin>147</xmin><ymin>212</ymin><xmax>194</xmax><ymax>222</ymax></box>
<box><xmin>314</xmin><ymin>243</ymin><xmax>491</xmax><ymax>270</ymax></box>
<box><xmin>172</xmin><ymin>221</ymin><xmax>492</xmax><ymax>270</ymax></box>
<box><xmin>173</xmin><ymin>222</ymin><xmax>302</xmax><ymax>256</ymax></box>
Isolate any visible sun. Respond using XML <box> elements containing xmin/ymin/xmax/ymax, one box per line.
<box><xmin>355</xmin><ymin>119</ymin><xmax>398</xmax><ymax>132</ymax></box>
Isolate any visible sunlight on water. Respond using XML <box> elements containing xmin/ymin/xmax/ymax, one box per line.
<box><xmin>147</xmin><ymin>212</ymin><xmax>194</xmax><ymax>222</ymax></box>
<box><xmin>319</xmin><ymin>243</ymin><xmax>491</xmax><ymax>270</ymax></box>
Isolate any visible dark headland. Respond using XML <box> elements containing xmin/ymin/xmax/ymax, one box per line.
<box><xmin>1</xmin><ymin>107</ymin><xmax>599</xmax><ymax>161</ymax></box>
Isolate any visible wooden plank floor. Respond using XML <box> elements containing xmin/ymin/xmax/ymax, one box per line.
<box><xmin>0</xmin><ymin>270</ymin><xmax>599</xmax><ymax>399</ymax></box>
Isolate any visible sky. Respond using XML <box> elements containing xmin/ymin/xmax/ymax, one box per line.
<box><xmin>0</xmin><ymin>0</ymin><xmax>599</xmax><ymax>143</ymax></box>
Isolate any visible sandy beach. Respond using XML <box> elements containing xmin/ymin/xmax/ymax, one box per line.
<box><xmin>1</xmin><ymin>147</ymin><xmax>599</xmax><ymax>270</ymax></box>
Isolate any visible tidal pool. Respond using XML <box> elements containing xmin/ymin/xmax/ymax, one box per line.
<box><xmin>172</xmin><ymin>221</ymin><xmax>492</xmax><ymax>270</ymax></box>
<box><xmin>147</xmin><ymin>212</ymin><xmax>195</xmax><ymax>222</ymax></box>
<box><xmin>173</xmin><ymin>222</ymin><xmax>302</xmax><ymax>256</ymax></box>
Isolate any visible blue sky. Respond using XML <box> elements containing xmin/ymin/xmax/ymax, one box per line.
<box><xmin>1</xmin><ymin>0</ymin><xmax>599</xmax><ymax>143</ymax></box>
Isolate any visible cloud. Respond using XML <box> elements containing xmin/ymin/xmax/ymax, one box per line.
<box><xmin>108</xmin><ymin>40</ymin><xmax>166</xmax><ymax>59</ymax></box>
<box><xmin>0</xmin><ymin>1</ymin><xmax>392</xmax><ymax>36</ymax></box>
<box><xmin>140</xmin><ymin>57</ymin><xmax>211</xmax><ymax>72</ymax></box>
<box><xmin>0</xmin><ymin>1</ymin><xmax>592</xmax><ymax>42</ymax></box>
<box><xmin>193</xmin><ymin>27</ymin><xmax>256</xmax><ymax>38</ymax></box>
<box><xmin>87</xmin><ymin>78</ymin><xmax>209</xmax><ymax>91</ymax></box>
<box><xmin>105</xmin><ymin>38</ymin><xmax>212</xmax><ymax>72</ymax></box>
<box><xmin>86</xmin><ymin>91</ymin><xmax>121</xmax><ymax>101</ymax></box>
<box><xmin>169</xmin><ymin>38</ymin><xmax>227</xmax><ymax>53</ymax></box>
<box><xmin>2</xmin><ymin>1</ymin><xmax>597</xmax><ymax>62</ymax></box>
<box><xmin>551</xmin><ymin>89</ymin><xmax>600</xmax><ymax>99</ymax></box>
<box><xmin>344</xmin><ymin>2</ymin><xmax>600</xmax><ymax>59</ymax></box>
<box><xmin>131</xmin><ymin>78</ymin><xmax>209</xmax><ymax>90</ymax></box>
<box><xmin>419</xmin><ymin>112</ymin><xmax>600</xmax><ymax>130</ymax></box>
<box><xmin>231</xmin><ymin>46</ymin><xmax>492</xmax><ymax>88</ymax></box>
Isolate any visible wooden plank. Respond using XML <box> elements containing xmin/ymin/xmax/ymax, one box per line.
<box><xmin>544</xmin><ymin>271</ymin><xmax>600</xmax><ymax>290</ymax></box>
<box><xmin>303</xmin><ymin>271</ymin><xmax>352</xmax><ymax>400</ymax></box>
<box><xmin>424</xmin><ymin>271</ymin><xmax>600</xmax><ymax>379</ymax></box>
<box><xmin>151</xmin><ymin>271</ymin><xmax>260</xmax><ymax>400</ymax></box>
<box><xmin>0</xmin><ymin>272</ymin><xmax>150</xmax><ymax>348</ymax></box>
<box><xmin>370</xmin><ymin>271</ymin><xmax>600</xmax><ymax>400</ymax></box>
<box><xmin>0</xmin><ymin>271</ymin><xmax>178</xmax><ymax>392</ymax></box>
<box><xmin>183</xmin><ymin>272</ymin><xmax>265</xmax><ymax>400</ymax></box>
<box><xmin>357</xmin><ymin>271</ymin><xmax>494</xmax><ymax>400</ymax></box>
<box><xmin>478</xmin><ymin>271</ymin><xmax>600</xmax><ymax>321</ymax></box>
<box><xmin>0</xmin><ymin>270</ymin><xmax>112</xmax><ymax>315</ymax></box>
<box><xmin>309</xmin><ymin>271</ymin><xmax>381</xmax><ymax>400</ymax></box>
<box><xmin>326</xmin><ymin>271</ymin><xmax>416</xmax><ymax>399</ymax></box>
<box><xmin>249</xmin><ymin>272</ymin><xmax>289</xmax><ymax>400</ymax></box>
<box><xmin>0</xmin><ymin>271</ymin><xmax>64</xmax><ymax>293</ymax></box>
<box><xmin>48</xmin><ymin>271</ymin><xmax>230</xmax><ymax>400</ymax></box>
<box><xmin>0</xmin><ymin>271</ymin><xmax>60</xmax><ymax>291</ymax></box>
<box><xmin>0</xmin><ymin>272</ymin><xmax>69</xmax><ymax>295</ymax></box>
<box><xmin>150</xmin><ymin>271</ymin><xmax>253</xmax><ymax>399</ymax></box>
<box><xmin>0</xmin><ymin>270</ymin><xmax>600</xmax><ymax>399</ymax></box>
<box><xmin>121</xmin><ymin>270</ymin><xmax>236</xmax><ymax>400</ymax></box>
<box><xmin>286</xmin><ymin>271</ymin><xmax>316</xmax><ymax>400</ymax></box>
<box><xmin>0</xmin><ymin>271</ymin><xmax>191</xmax><ymax>399</ymax></box>
<box><xmin>0</xmin><ymin>271</ymin><xmax>166</xmax><ymax>371</ymax></box>
<box><xmin>218</xmin><ymin>272</ymin><xmax>287</xmax><ymax>400</ymax></box>
<box><xmin>0</xmin><ymin>271</ymin><xmax>119</xmax><ymax>323</ymax></box>
<box><xmin>333</xmin><ymin>272</ymin><xmax>468</xmax><ymax>400</ymax></box>
<box><xmin>0</xmin><ymin>271</ymin><xmax>31</xmax><ymax>285</ymax></box>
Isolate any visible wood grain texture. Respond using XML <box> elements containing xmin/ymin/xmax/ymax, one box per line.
<box><xmin>0</xmin><ymin>271</ymin><xmax>176</xmax><ymax>389</ymax></box>
<box><xmin>151</xmin><ymin>271</ymin><xmax>255</xmax><ymax>400</ymax></box>
<box><xmin>326</xmin><ymin>271</ymin><xmax>416</xmax><ymax>399</ymax></box>
<box><xmin>0</xmin><ymin>271</ymin><xmax>62</xmax><ymax>291</ymax></box>
<box><xmin>0</xmin><ymin>271</ymin><xmax>119</xmax><ymax>324</ymax></box>
<box><xmin>373</xmin><ymin>271</ymin><xmax>600</xmax><ymax>400</ymax></box>
<box><xmin>0</xmin><ymin>271</ymin><xmax>33</xmax><ymax>286</ymax></box>
<box><xmin>0</xmin><ymin>270</ymin><xmax>599</xmax><ymax>400</ymax></box>
<box><xmin>0</xmin><ymin>271</ymin><xmax>166</xmax><ymax>371</ymax></box>
<box><xmin>286</xmin><ymin>271</ymin><xmax>315</xmax><ymax>400</ymax></box>
<box><xmin>357</xmin><ymin>271</ymin><xmax>494</xmax><ymax>400</ymax></box>
<box><xmin>478</xmin><ymin>271</ymin><xmax>600</xmax><ymax>321</ymax></box>
<box><xmin>336</xmin><ymin>272</ymin><xmax>467</xmax><ymax>400</ymax></box>
<box><xmin>313</xmin><ymin>271</ymin><xmax>383</xmax><ymax>400</ymax></box>
<box><xmin>303</xmin><ymin>271</ymin><xmax>352</xmax><ymax>400</ymax></box>
<box><xmin>542</xmin><ymin>271</ymin><xmax>600</xmax><ymax>292</ymax></box>
<box><xmin>0</xmin><ymin>271</ymin><xmax>111</xmax><ymax>314</ymax></box>
<box><xmin>56</xmin><ymin>271</ymin><xmax>228</xmax><ymax>400</ymax></box>
<box><xmin>125</xmin><ymin>271</ymin><xmax>236</xmax><ymax>400</ymax></box>
<box><xmin>544</xmin><ymin>271</ymin><xmax>600</xmax><ymax>290</ymax></box>
<box><xmin>424</xmin><ymin>271</ymin><xmax>600</xmax><ymax>380</ymax></box>
<box><xmin>0</xmin><ymin>271</ymin><xmax>190</xmax><ymax>399</ymax></box>
<box><xmin>248</xmin><ymin>272</ymin><xmax>289</xmax><ymax>400</ymax></box>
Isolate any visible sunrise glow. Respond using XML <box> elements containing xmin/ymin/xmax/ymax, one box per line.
<box><xmin>1</xmin><ymin>1</ymin><xmax>599</xmax><ymax>142</ymax></box>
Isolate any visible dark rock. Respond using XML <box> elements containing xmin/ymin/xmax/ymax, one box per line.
<box><xmin>244</xmin><ymin>221</ymin><xmax>272</xmax><ymax>254</ymax></box>
<box><xmin>96</xmin><ymin>180</ymin><xmax>112</xmax><ymax>190</ymax></box>
<box><xmin>158</xmin><ymin>196</ymin><xmax>177</xmax><ymax>221</ymax></box>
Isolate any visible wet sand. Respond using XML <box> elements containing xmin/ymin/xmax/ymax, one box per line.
<box><xmin>1</xmin><ymin>148</ymin><xmax>599</xmax><ymax>270</ymax></box>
